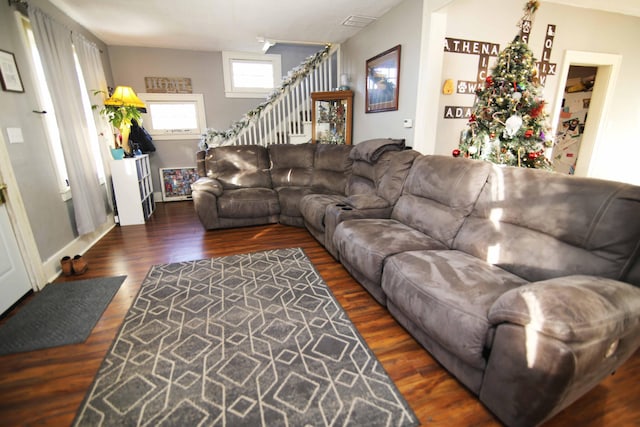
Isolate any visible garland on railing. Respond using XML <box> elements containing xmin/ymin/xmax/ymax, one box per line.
<box><xmin>200</xmin><ymin>44</ymin><xmax>331</xmax><ymax>149</ymax></box>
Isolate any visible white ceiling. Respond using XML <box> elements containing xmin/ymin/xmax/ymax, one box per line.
<box><xmin>47</xmin><ymin>0</ymin><xmax>640</xmax><ymax>53</ymax></box>
<box><xmin>47</xmin><ymin>0</ymin><xmax>405</xmax><ymax>52</ymax></box>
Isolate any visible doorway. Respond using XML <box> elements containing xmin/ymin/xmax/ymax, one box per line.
<box><xmin>552</xmin><ymin>66</ymin><xmax>597</xmax><ymax>175</ymax></box>
<box><xmin>549</xmin><ymin>51</ymin><xmax>622</xmax><ymax>178</ymax></box>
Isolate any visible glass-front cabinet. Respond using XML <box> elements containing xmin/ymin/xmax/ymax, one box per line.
<box><xmin>311</xmin><ymin>90</ymin><xmax>353</xmax><ymax>145</ymax></box>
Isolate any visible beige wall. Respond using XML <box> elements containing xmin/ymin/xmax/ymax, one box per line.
<box><xmin>341</xmin><ymin>0</ymin><xmax>424</xmax><ymax>148</ymax></box>
<box><xmin>430</xmin><ymin>0</ymin><xmax>640</xmax><ymax>184</ymax></box>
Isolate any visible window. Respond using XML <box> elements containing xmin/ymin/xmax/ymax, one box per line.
<box><xmin>138</xmin><ymin>93</ymin><xmax>206</xmax><ymax>140</ymax></box>
<box><xmin>222</xmin><ymin>51</ymin><xmax>282</xmax><ymax>98</ymax></box>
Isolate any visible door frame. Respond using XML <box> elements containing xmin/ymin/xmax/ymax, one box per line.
<box><xmin>550</xmin><ymin>50</ymin><xmax>622</xmax><ymax>177</ymax></box>
<box><xmin>0</xmin><ymin>131</ymin><xmax>46</xmax><ymax>291</ymax></box>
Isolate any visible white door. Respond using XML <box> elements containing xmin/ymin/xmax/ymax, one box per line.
<box><xmin>0</xmin><ymin>196</ymin><xmax>32</xmax><ymax>314</ymax></box>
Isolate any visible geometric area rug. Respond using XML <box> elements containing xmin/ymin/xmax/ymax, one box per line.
<box><xmin>73</xmin><ymin>248</ymin><xmax>418</xmax><ymax>426</ymax></box>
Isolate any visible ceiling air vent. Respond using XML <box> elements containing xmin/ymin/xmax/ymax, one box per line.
<box><xmin>342</xmin><ymin>15</ymin><xmax>377</xmax><ymax>28</ymax></box>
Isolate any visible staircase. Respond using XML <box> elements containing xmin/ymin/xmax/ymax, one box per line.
<box><xmin>202</xmin><ymin>44</ymin><xmax>341</xmax><ymax>147</ymax></box>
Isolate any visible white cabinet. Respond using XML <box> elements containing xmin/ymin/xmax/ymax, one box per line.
<box><xmin>110</xmin><ymin>155</ymin><xmax>155</xmax><ymax>225</ymax></box>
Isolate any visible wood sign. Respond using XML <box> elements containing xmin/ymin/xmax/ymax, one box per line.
<box><xmin>443</xmin><ymin>106</ymin><xmax>473</xmax><ymax>119</ymax></box>
<box><xmin>535</xmin><ymin>25</ymin><xmax>557</xmax><ymax>86</ymax></box>
<box><xmin>443</xmin><ymin>37</ymin><xmax>500</xmax><ymax>119</ymax></box>
<box><xmin>144</xmin><ymin>76</ymin><xmax>193</xmax><ymax>93</ymax></box>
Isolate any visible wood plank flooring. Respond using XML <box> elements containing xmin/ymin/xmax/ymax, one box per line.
<box><xmin>0</xmin><ymin>201</ymin><xmax>638</xmax><ymax>426</ymax></box>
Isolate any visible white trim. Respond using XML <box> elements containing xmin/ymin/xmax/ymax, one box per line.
<box><xmin>550</xmin><ymin>50</ymin><xmax>622</xmax><ymax>178</ymax></box>
<box><xmin>222</xmin><ymin>51</ymin><xmax>282</xmax><ymax>98</ymax></box>
<box><xmin>0</xmin><ymin>130</ymin><xmax>47</xmax><ymax>291</ymax></box>
<box><xmin>42</xmin><ymin>216</ymin><xmax>115</xmax><ymax>283</ymax></box>
<box><xmin>138</xmin><ymin>93</ymin><xmax>207</xmax><ymax>140</ymax></box>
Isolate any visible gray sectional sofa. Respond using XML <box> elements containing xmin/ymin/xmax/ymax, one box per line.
<box><xmin>192</xmin><ymin>141</ymin><xmax>640</xmax><ymax>427</ymax></box>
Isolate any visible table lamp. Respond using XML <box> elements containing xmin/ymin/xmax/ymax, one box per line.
<box><xmin>104</xmin><ymin>86</ymin><xmax>146</xmax><ymax>155</ymax></box>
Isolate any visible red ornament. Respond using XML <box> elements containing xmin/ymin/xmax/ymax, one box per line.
<box><xmin>485</xmin><ymin>76</ymin><xmax>494</xmax><ymax>87</ymax></box>
<box><xmin>530</xmin><ymin>101</ymin><xmax>545</xmax><ymax>118</ymax></box>
<box><xmin>452</xmin><ymin>149</ymin><xmax>461</xmax><ymax>157</ymax></box>
<box><xmin>528</xmin><ymin>151</ymin><xmax>538</xmax><ymax>159</ymax></box>
<box><xmin>524</xmin><ymin>129</ymin><xmax>534</xmax><ymax>138</ymax></box>
<box><xmin>469</xmin><ymin>114</ymin><xmax>477</xmax><ymax>123</ymax></box>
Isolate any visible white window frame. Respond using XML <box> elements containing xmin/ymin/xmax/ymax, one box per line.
<box><xmin>222</xmin><ymin>51</ymin><xmax>282</xmax><ymax>98</ymax></box>
<box><xmin>137</xmin><ymin>93</ymin><xmax>207</xmax><ymax>140</ymax></box>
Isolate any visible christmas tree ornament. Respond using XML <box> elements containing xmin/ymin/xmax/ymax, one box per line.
<box><xmin>468</xmin><ymin>146</ymin><xmax>478</xmax><ymax>155</ymax></box>
<box><xmin>512</xmin><ymin>92</ymin><xmax>522</xmax><ymax>101</ymax></box>
<box><xmin>452</xmin><ymin>148</ymin><xmax>461</xmax><ymax>157</ymax></box>
<box><xmin>504</xmin><ymin>115</ymin><xmax>523</xmax><ymax>137</ymax></box>
<box><xmin>525</xmin><ymin>129</ymin><xmax>534</xmax><ymax>138</ymax></box>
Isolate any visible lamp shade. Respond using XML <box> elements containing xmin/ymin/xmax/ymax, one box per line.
<box><xmin>104</xmin><ymin>86</ymin><xmax>146</xmax><ymax>108</ymax></box>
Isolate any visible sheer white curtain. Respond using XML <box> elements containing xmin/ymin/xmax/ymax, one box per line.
<box><xmin>72</xmin><ymin>32</ymin><xmax>115</xmax><ymax>210</ymax></box>
<box><xmin>28</xmin><ymin>7</ymin><xmax>107</xmax><ymax>235</ymax></box>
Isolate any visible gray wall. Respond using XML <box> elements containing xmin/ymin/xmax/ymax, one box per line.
<box><xmin>341</xmin><ymin>0</ymin><xmax>423</xmax><ymax>148</ymax></box>
<box><xmin>0</xmin><ymin>0</ymin><xmax>111</xmax><ymax>262</ymax></box>
<box><xmin>108</xmin><ymin>44</ymin><xmax>324</xmax><ymax>191</ymax></box>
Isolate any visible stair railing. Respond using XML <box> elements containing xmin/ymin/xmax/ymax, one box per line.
<box><xmin>201</xmin><ymin>44</ymin><xmax>340</xmax><ymax>147</ymax></box>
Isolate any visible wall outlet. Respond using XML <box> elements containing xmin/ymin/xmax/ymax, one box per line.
<box><xmin>403</xmin><ymin>119</ymin><xmax>413</xmax><ymax>128</ymax></box>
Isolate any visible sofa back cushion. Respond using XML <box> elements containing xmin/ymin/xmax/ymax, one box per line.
<box><xmin>205</xmin><ymin>145</ymin><xmax>272</xmax><ymax>189</ymax></box>
<box><xmin>391</xmin><ymin>155</ymin><xmax>491</xmax><ymax>247</ymax></box>
<box><xmin>454</xmin><ymin>165</ymin><xmax>640</xmax><ymax>285</ymax></box>
<box><xmin>377</xmin><ymin>150</ymin><xmax>420</xmax><ymax>204</ymax></box>
<box><xmin>311</xmin><ymin>144</ymin><xmax>353</xmax><ymax>194</ymax></box>
<box><xmin>268</xmin><ymin>143</ymin><xmax>314</xmax><ymax>188</ymax></box>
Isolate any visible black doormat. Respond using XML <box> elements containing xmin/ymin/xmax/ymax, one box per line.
<box><xmin>74</xmin><ymin>248</ymin><xmax>417</xmax><ymax>426</ymax></box>
<box><xmin>0</xmin><ymin>276</ymin><xmax>126</xmax><ymax>356</ymax></box>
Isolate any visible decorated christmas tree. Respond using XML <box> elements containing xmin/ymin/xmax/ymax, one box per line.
<box><xmin>455</xmin><ymin>1</ymin><xmax>552</xmax><ymax>169</ymax></box>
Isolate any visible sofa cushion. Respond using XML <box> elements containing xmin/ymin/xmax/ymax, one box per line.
<box><xmin>268</xmin><ymin>143</ymin><xmax>314</xmax><ymax>187</ymax></box>
<box><xmin>275</xmin><ymin>186</ymin><xmax>314</xmax><ymax>218</ymax></box>
<box><xmin>382</xmin><ymin>250</ymin><xmax>527</xmax><ymax>369</ymax></box>
<box><xmin>311</xmin><ymin>144</ymin><xmax>353</xmax><ymax>193</ymax></box>
<box><xmin>454</xmin><ymin>164</ymin><xmax>640</xmax><ymax>284</ymax></box>
<box><xmin>392</xmin><ymin>156</ymin><xmax>491</xmax><ymax>247</ymax></box>
<box><xmin>205</xmin><ymin>145</ymin><xmax>272</xmax><ymax>189</ymax></box>
<box><xmin>376</xmin><ymin>150</ymin><xmax>420</xmax><ymax>204</ymax></box>
<box><xmin>333</xmin><ymin>219</ymin><xmax>448</xmax><ymax>298</ymax></box>
<box><xmin>217</xmin><ymin>188</ymin><xmax>280</xmax><ymax>219</ymax></box>
<box><xmin>300</xmin><ymin>194</ymin><xmax>347</xmax><ymax>231</ymax></box>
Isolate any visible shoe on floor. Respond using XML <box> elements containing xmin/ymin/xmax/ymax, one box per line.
<box><xmin>72</xmin><ymin>255</ymin><xmax>88</xmax><ymax>275</ymax></box>
<box><xmin>60</xmin><ymin>256</ymin><xmax>73</xmax><ymax>276</ymax></box>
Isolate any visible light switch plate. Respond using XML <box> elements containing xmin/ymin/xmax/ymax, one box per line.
<box><xmin>7</xmin><ymin>127</ymin><xmax>24</xmax><ymax>144</ymax></box>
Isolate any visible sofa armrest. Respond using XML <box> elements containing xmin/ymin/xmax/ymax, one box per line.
<box><xmin>345</xmin><ymin>194</ymin><xmax>390</xmax><ymax>209</ymax></box>
<box><xmin>489</xmin><ymin>275</ymin><xmax>640</xmax><ymax>342</ymax></box>
<box><xmin>480</xmin><ymin>275</ymin><xmax>640</xmax><ymax>426</ymax></box>
<box><xmin>191</xmin><ymin>177</ymin><xmax>223</xmax><ymax>230</ymax></box>
<box><xmin>191</xmin><ymin>177</ymin><xmax>223</xmax><ymax>197</ymax></box>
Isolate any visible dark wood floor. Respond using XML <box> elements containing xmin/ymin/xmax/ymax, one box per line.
<box><xmin>0</xmin><ymin>201</ymin><xmax>638</xmax><ymax>426</ymax></box>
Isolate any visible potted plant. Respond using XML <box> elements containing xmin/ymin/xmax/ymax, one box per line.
<box><xmin>94</xmin><ymin>86</ymin><xmax>145</xmax><ymax>158</ymax></box>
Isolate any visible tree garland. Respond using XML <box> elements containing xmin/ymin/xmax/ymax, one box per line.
<box><xmin>200</xmin><ymin>44</ymin><xmax>331</xmax><ymax>148</ymax></box>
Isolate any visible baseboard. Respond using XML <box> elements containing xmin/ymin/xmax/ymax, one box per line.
<box><xmin>42</xmin><ymin>215</ymin><xmax>116</xmax><ymax>285</ymax></box>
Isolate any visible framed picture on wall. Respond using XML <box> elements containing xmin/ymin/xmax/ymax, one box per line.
<box><xmin>365</xmin><ymin>45</ymin><xmax>401</xmax><ymax>113</ymax></box>
<box><xmin>0</xmin><ymin>50</ymin><xmax>24</xmax><ymax>93</ymax></box>
<box><xmin>159</xmin><ymin>167</ymin><xmax>199</xmax><ymax>201</ymax></box>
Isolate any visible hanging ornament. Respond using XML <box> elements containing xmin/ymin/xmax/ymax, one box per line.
<box><xmin>486</xmin><ymin>76</ymin><xmax>494</xmax><ymax>87</ymax></box>
<box><xmin>524</xmin><ymin>129</ymin><xmax>534</xmax><ymax>138</ymax></box>
<box><xmin>468</xmin><ymin>146</ymin><xmax>478</xmax><ymax>155</ymax></box>
<box><xmin>452</xmin><ymin>149</ymin><xmax>461</xmax><ymax>157</ymax></box>
<box><xmin>504</xmin><ymin>115</ymin><xmax>523</xmax><ymax>138</ymax></box>
<box><xmin>512</xmin><ymin>92</ymin><xmax>522</xmax><ymax>101</ymax></box>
